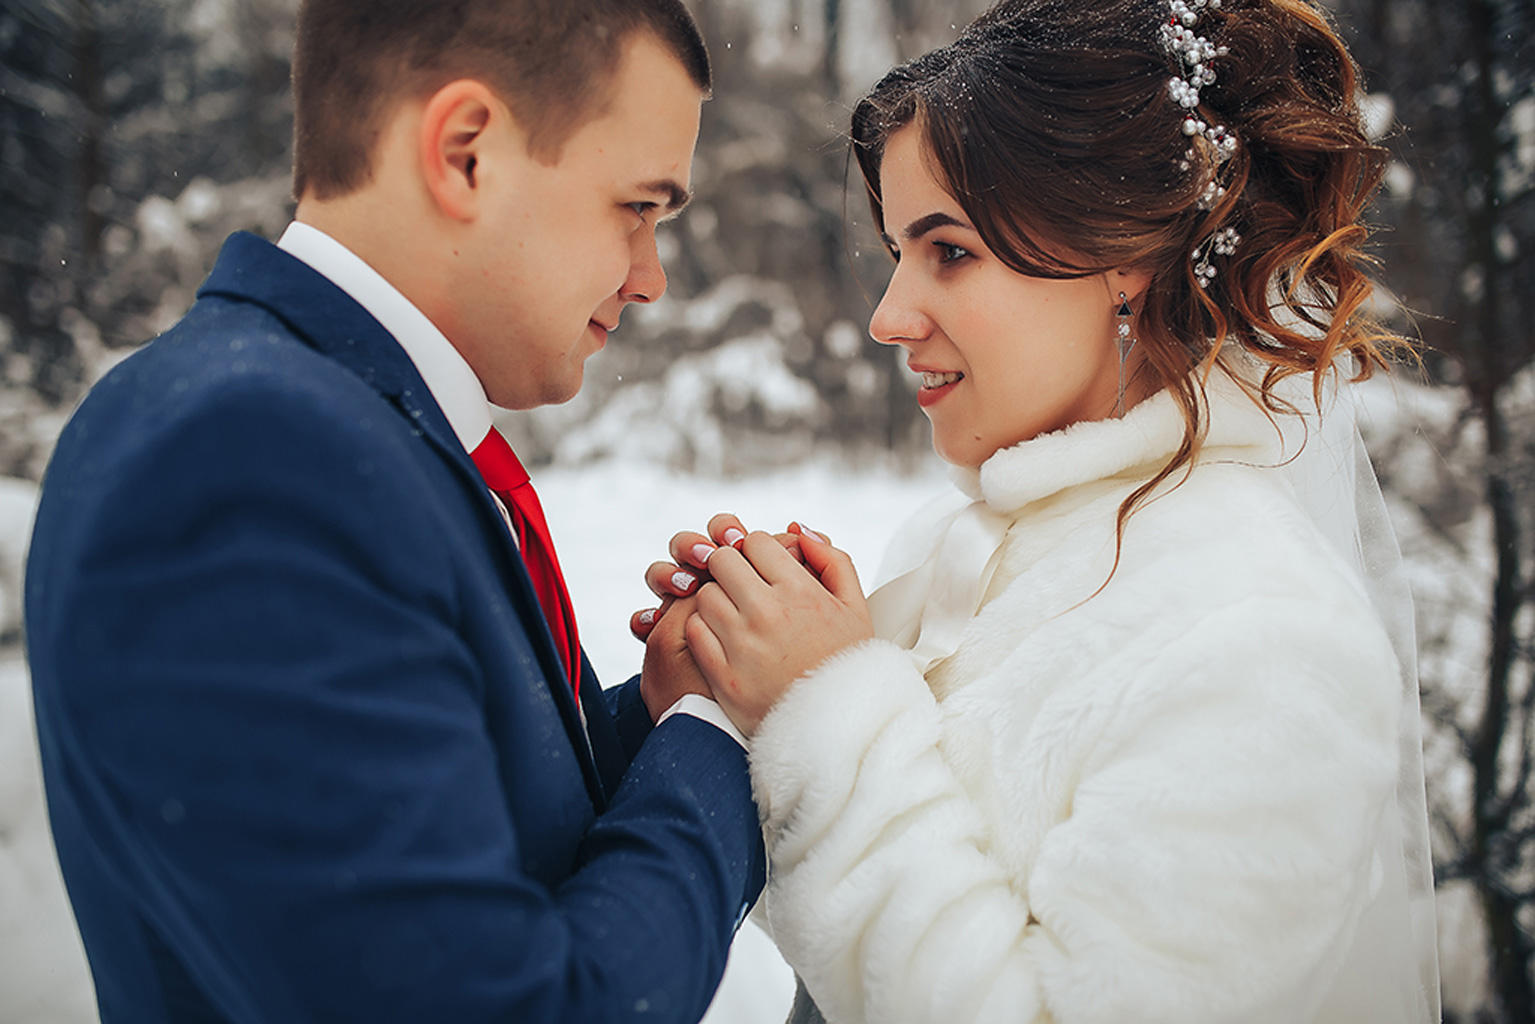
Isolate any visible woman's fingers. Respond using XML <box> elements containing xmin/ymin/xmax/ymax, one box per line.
<box><xmin>772</xmin><ymin>531</ymin><xmax>806</xmax><ymax>564</ymax></box>
<box><xmin>796</xmin><ymin>530</ymin><xmax>864</xmax><ymax>600</ymax></box>
<box><xmin>645</xmin><ymin>560</ymin><xmax>703</xmax><ymax>599</ymax></box>
<box><xmin>740</xmin><ymin>530</ymin><xmax>823</xmax><ymax>587</ymax></box>
<box><xmin>630</xmin><ymin>606</ymin><xmax>658</xmax><ymax>641</ymax></box>
<box><xmin>646</xmin><ymin>519</ymin><xmax>822</xmax><ymax>613</ymax></box>
<box><xmin>684</xmin><ymin>611</ymin><xmax>731</xmax><ymax>691</ymax></box>
<box><xmin>787</xmin><ymin>521</ymin><xmax>832</xmax><ymax>547</ymax></box>
<box><xmin>631</xmin><ymin>594</ymin><xmax>678</xmax><ymax>641</ymax></box>
<box><xmin>668</xmin><ymin>530</ymin><xmax>718</xmax><ymax>571</ymax></box>
<box><xmin>707</xmin><ymin>513</ymin><xmax>748</xmax><ymax>549</ymax></box>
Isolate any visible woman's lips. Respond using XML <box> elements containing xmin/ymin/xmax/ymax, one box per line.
<box><xmin>917</xmin><ymin>370</ymin><xmax>964</xmax><ymax>407</ymax></box>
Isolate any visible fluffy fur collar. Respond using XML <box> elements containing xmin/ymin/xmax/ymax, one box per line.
<box><xmin>959</xmin><ymin>361</ymin><xmax>1320</xmax><ymax>515</ymax></box>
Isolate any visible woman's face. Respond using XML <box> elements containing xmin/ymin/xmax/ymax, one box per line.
<box><xmin>870</xmin><ymin>128</ymin><xmax>1146</xmax><ymax>468</ymax></box>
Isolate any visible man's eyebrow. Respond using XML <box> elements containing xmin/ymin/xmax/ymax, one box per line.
<box><xmin>879</xmin><ymin>211</ymin><xmax>975</xmax><ymax>251</ymax></box>
<box><xmin>641</xmin><ymin>179</ymin><xmax>692</xmax><ymax>215</ymax></box>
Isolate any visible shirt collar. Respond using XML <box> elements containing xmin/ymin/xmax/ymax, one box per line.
<box><xmin>276</xmin><ymin>221</ymin><xmax>493</xmax><ymax>453</ymax></box>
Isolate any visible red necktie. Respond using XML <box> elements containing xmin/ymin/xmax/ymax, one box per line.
<box><xmin>469</xmin><ymin>428</ymin><xmax>581</xmax><ymax>707</ymax></box>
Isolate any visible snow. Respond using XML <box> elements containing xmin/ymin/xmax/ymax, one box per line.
<box><xmin>0</xmin><ymin>477</ymin><xmax>40</xmax><ymax>640</ymax></box>
<box><xmin>0</xmin><ymin>655</ymin><xmax>97</xmax><ymax>1023</ymax></box>
<box><xmin>0</xmin><ymin>457</ymin><xmax>951</xmax><ymax>1023</ymax></box>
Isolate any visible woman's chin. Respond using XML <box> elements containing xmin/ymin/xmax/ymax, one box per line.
<box><xmin>932</xmin><ymin>435</ymin><xmax>991</xmax><ymax>469</ymax></box>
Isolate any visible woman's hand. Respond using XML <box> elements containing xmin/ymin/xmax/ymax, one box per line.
<box><xmin>630</xmin><ymin>513</ymin><xmax>808</xmax><ymax>642</ymax></box>
<box><xmin>686</xmin><ymin>529</ymin><xmax>873</xmax><ymax>736</ymax></box>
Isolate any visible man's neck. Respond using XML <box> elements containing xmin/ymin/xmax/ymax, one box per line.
<box><xmin>276</xmin><ymin>220</ymin><xmax>493</xmax><ymax>454</ymax></box>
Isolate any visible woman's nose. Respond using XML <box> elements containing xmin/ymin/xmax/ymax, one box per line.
<box><xmin>868</xmin><ymin>279</ymin><xmax>929</xmax><ymax>347</ymax></box>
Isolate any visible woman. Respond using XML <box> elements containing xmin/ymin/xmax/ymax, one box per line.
<box><xmin>638</xmin><ymin>0</ymin><xmax>1439</xmax><ymax>1019</ymax></box>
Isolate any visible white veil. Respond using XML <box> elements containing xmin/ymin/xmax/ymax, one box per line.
<box><xmin>1274</xmin><ymin>370</ymin><xmax>1441</xmax><ymax>1023</ymax></box>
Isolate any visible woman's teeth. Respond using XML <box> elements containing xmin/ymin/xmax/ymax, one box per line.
<box><xmin>921</xmin><ymin>371</ymin><xmax>964</xmax><ymax>388</ymax></box>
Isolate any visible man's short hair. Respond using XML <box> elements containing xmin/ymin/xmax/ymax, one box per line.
<box><xmin>291</xmin><ymin>0</ymin><xmax>711</xmax><ymax>200</ymax></box>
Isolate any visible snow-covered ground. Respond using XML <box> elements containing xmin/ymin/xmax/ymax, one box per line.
<box><xmin>0</xmin><ymin>456</ymin><xmax>950</xmax><ymax>1023</ymax></box>
<box><xmin>0</xmin><ymin>653</ymin><xmax>97</xmax><ymax>1023</ymax></box>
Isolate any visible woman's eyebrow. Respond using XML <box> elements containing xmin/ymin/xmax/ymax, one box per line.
<box><xmin>903</xmin><ymin>212</ymin><xmax>973</xmax><ymax>240</ymax></box>
<box><xmin>881</xmin><ymin>211</ymin><xmax>975</xmax><ymax>250</ymax></box>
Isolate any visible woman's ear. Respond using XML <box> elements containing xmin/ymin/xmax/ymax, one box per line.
<box><xmin>419</xmin><ymin>80</ymin><xmax>499</xmax><ymax>222</ymax></box>
<box><xmin>1111</xmin><ymin>267</ymin><xmax>1154</xmax><ymax>304</ymax></box>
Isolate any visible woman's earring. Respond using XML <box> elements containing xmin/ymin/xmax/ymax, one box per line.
<box><xmin>1115</xmin><ymin>292</ymin><xmax>1137</xmax><ymax>416</ymax></box>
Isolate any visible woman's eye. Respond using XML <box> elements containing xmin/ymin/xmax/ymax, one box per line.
<box><xmin>627</xmin><ymin>202</ymin><xmax>654</xmax><ymax>221</ymax></box>
<box><xmin>936</xmin><ymin>242</ymin><xmax>970</xmax><ymax>264</ymax></box>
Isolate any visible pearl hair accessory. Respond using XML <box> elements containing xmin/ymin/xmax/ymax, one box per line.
<box><xmin>1160</xmin><ymin>0</ymin><xmax>1242</xmax><ymax>285</ymax></box>
<box><xmin>1160</xmin><ymin>0</ymin><xmax>1235</xmax><ymax>161</ymax></box>
<box><xmin>1192</xmin><ymin>227</ymin><xmax>1241</xmax><ymax>288</ymax></box>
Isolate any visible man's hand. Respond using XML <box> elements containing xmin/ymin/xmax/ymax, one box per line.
<box><xmin>637</xmin><ymin>595</ymin><xmax>711</xmax><ymax>723</ymax></box>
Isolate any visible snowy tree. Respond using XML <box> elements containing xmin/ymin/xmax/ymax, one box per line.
<box><xmin>1328</xmin><ymin>0</ymin><xmax>1535</xmax><ymax>1018</ymax></box>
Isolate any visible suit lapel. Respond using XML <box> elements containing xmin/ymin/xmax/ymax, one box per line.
<box><xmin>197</xmin><ymin>232</ymin><xmax>608</xmax><ymax>811</ymax></box>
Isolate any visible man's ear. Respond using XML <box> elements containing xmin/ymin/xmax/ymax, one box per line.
<box><xmin>420</xmin><ymin>80</ymin><xmax>501</xmax><ymax>222</ymax></box>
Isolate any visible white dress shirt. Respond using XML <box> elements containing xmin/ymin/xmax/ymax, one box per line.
<box><xmin>275</xmin><ymin>222</ymin><xmax>745</xmax><ymax>749</ymax></box>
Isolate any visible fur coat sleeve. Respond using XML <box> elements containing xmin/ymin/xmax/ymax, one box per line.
<box><xmin>748</xmin><ymin>467</ymin><xmax>1402</xmax><ymax>1024</ymax></box>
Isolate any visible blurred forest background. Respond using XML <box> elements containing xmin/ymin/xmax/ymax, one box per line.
<box><xmin>0</xmin><ymin>0</ymin><xmax>1532</xmax><ymax>1020</ymax></box>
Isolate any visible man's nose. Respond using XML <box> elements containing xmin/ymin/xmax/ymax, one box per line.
<box><xmin>621</xmin><ymin>230</ymin><xmax>667</xmax><ymax>305</ymax></box>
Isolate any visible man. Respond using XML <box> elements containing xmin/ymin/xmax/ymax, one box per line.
<box><xmin>25</xmin><ymin>2</ymin><xmax>762</xmax><ymax>1020</ymax></box>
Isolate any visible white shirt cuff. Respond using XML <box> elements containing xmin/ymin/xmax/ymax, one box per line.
<box><xmin>657</xmin><ymin>693</ymin><xmax>748</xmax><ymax>750</ymax></box>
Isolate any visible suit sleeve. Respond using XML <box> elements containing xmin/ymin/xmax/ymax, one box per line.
<box><xmin>748</xmin><ymin>594</ymin><xmax>1399</xmax><ymax>1024</ymax></box>
<box><xmin>600</xmin><ymin>673</ymin><xmax>656</xmax><ymax>764</ymax></box>
<box><xmin>35</xmin><ymin>383</ymin><xmax>762</xmax><ymax>1024</ymax></box>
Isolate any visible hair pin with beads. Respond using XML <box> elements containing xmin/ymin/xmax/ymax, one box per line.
<box><xmin>1161</xmin><ymin>0</ymin><xmax>1241</xmax><ymax>284</ymax></box>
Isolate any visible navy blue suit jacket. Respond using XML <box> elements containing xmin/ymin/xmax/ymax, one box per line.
<box><xmin>25</xmin><ymin>232</ymin><xmax>764</xmax><ymax>1023</ymax></box>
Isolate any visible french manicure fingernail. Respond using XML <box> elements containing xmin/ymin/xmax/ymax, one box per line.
<box><xmin>691</xmin><ymin>543</ymin><xmax>715</xmax><ymax>565</ymax></box>
<box><xmin>672</xmin><ymin>570</ymin><xmax>697</xmax><ymax>591</ymax></box>
<box><xmin>723</xmin><ymin>528</ymin><xmax>745</xmax><ymax>547</ymax></box>
<box><xmin>800</xmin><ymin>526</ymin><xmax>826</xmax><ymax>543</ymax></box>
<box><xmin>639</xmin><ymin>609</ymin><xmax>656</xmax><ymax>625</ymax></box>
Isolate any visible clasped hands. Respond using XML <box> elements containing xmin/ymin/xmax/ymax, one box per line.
<box><xmin>631</xmin><ymin>514</ymin><xmax>873</xmax><ymax>736</ymax></box>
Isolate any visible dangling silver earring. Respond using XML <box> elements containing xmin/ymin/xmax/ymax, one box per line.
<box><xmin>1115</xmin><ymin>292</ymin><xmax>1137</xmax><ymax>416</ymax></box>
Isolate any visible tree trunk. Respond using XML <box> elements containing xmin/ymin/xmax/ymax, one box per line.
<box><xmin>823</xmin><ymin>0</ymin><xmax>842</xmax><ymax>96</ymax></box>
<box><xmin>72</xmin><ymin>0</ymin><xmax>105</xmax><ymax>274</ymax></box>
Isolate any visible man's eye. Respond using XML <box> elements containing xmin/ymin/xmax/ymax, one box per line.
<box><xmin>936</xmin><ymin>243</ymin><xmax>970</xmax><ymax>264</ymax></box>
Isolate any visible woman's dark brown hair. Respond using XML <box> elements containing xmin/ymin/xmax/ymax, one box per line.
<box><xmin>852</xmin><ymin>0</ymin><xmax>1399</xmax><ymax>550</ymax></box>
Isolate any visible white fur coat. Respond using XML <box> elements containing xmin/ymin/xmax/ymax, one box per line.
<box><xmin>749</xmin><ymin>375</ymin><xmax>1402</xmax><ymax>1024</ymax></box>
